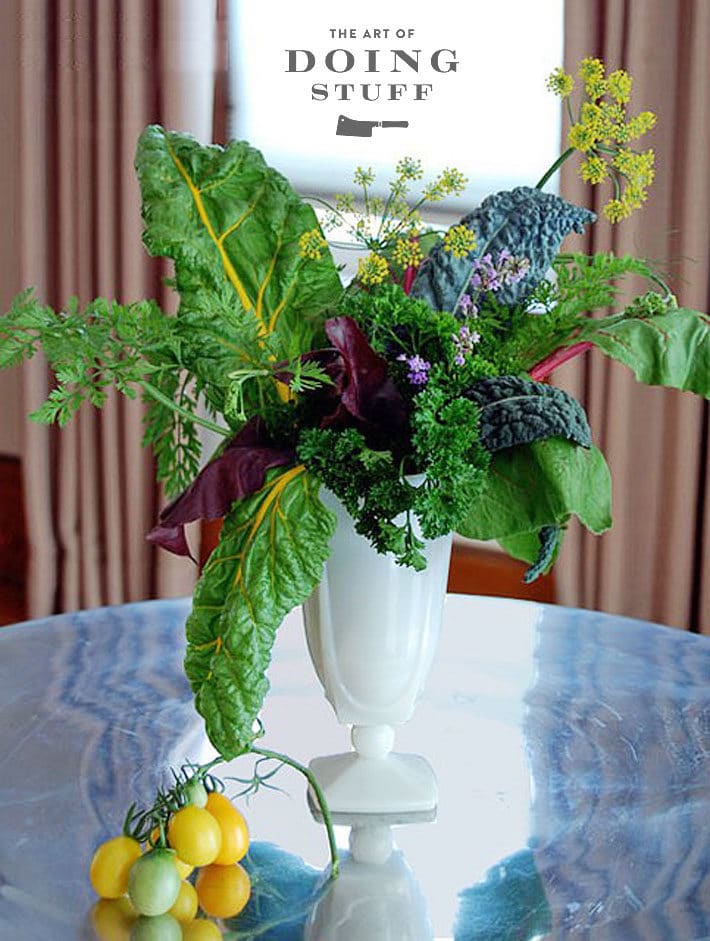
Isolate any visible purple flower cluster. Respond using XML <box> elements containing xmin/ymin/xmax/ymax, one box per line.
<box><xmin>452</xmin><ymin>325</ymin><xmax>481</xmax><ymax>366</ymax></box>
<box><xmin>458</xmin><ymin>294</ymin><xmax>479</xmax><ymax>317</ymax></box>
<box><xmin>469</xmin><ymin>254</ymin><xmax>502</xmax><ymax>292</ymax></box>
<box><xmin>458</xmin><ymin>250</ymin><xmax>531</xmax><ymax>313</ymax></box>
<box><xmin>496</xmin><ymin>249</ymin><xmax>531</xmax><ymax>285</ymax></box>
<box><xmin>398</xmin><ymin>353</ymin><xmax>431</xmax><ymax>386</ymax></box>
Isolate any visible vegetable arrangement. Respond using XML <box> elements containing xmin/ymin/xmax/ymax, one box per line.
<box><xmin>89</xmin><ymin>762</ymin><xmax>250</xmax><ymax>939</ymax></box>
<box><xmin>2</xmin><ymin>58</ymin><xmax>710</xmax><ymax>772</ymax></box>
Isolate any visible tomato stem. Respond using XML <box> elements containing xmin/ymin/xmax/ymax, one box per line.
<box><xmin>250</xmin><ymin>747</ymin><xmax>340</xmax><ymax>878</ymax></box>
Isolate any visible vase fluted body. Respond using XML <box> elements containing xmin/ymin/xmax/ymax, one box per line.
<box><xmin>302</xmin><ymin>486</ymin><xmax>452</xmax><ymax>815</ymax></box>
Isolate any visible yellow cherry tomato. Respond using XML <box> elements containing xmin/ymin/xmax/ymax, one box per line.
<box><xmin>149</xmin><ymin>827</ymin><xmax>193</xmax><ymax>879</ymax></box>
<box><xmin>167</xmin><ymin>805</ymin><xmax>222</xmax><ymax>867</ymax></box>
<box><xmin>168</xmin><ymin>880</ymin><xmax>198</xmax><ymax>923</ymax></box>
<box><xmin>181</xmin><ymin>920</ymin><xmax>223</xmax><ymax>941</ymax></box>
<box><xmin>195</xmin><ymin>863</ymin><xmax>251</xmax><ymax>919</ymax></box>
<box><xmin>90</xmin><ymin>897</ymin><xmax>137</xmax><ymax>941</ymax></box>
<box><xmin>90</xmin><ymin>836</ymin><xmax>142</xmax><ymax>899</ymax></box>
<box><xmin>205</xmin><ymin>792</ymin><xmax>249</xmax><ymax>865</ymax></box>
<box><xmin>173</xmin><ymin>856</ymin><xmax>193</xmax><ymax>880</ymax></box>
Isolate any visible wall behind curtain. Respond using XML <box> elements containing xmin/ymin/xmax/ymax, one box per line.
<box><xmin>557</xmin><ymin>0</ymin><xmax>710</xmax><ymax>631</ymax></box>
<box><xmin>5</xmin><ymin>0</ymin><xmax>218</xmax><ymax>615</ymax></box>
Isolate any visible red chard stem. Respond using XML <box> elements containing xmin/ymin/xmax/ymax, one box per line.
<box><xmin>529</xmin><ymin>341</ymin><xmax>594</xmax><ymax>381</ymax></box>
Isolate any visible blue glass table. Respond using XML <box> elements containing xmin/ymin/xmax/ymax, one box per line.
<box><xmin>1</xmin><ymin>595</ymin><xmax>709</xmax><ymax>939</ymax></box>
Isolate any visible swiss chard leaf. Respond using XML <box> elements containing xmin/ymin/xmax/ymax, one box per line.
<box><xmin>581</xmin><ymin>306</ymin><xmax>710</xmax><ymax>397</ymax></box>
<box><xmin>135</xmin><ymin>126</ymin><xmax>343</xmax><ymax>410</ymax></box>
<box><xmin>184</xmin><ymin>466</ymin><xmax>335</xmax><ymax>759</ymax></box>
<box><xmin>457</xmin><ymin>438</ymin><xmax>611</xmax><ymax>542</ymax></box>
<box><xmin>411</xmin><ymin>186</ymin><xmax>595</xmax><ymax>311</ymax></box>
<box><xmin>466</xmin><ymin>376</ymin><xmax>591</xmax><ymax>452</ymax></box>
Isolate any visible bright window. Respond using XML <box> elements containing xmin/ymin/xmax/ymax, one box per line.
<box><xmin>227</xmin><ymin>0</ymin><xmax>565</xmax><ymax>206</ymax></box>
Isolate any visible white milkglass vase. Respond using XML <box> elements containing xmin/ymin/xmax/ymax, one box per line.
<box><xmin>304</xmin><ymin>833</ymin><xmax>431</xmax><ymax>941</ymax></box>
<box><xmin>302</xmin><ymin>486</ymin><xmax>452</xmax><ymax>815</ymax></box>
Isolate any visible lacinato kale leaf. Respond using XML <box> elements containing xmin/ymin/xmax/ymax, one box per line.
<box><xmin>411</xmin><ymin>187</ymin><xmax>595</xmax><ymax>312</ymax></box>
<box><xmin>500</xmin><ymin>525</ymin><xmax>563</xmax><ymax>583</ymax></box>
<box><xmin>466</xmin><ymin>375</ymin><xmax>592</xmax><ymax>452</ymax></box>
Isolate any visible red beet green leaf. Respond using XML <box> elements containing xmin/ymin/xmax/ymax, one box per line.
<box><xmin>323</xmin><ymin>316</ymin><xmax>409</xmax><ymax>435</ymax></box>
<box><xmin>147</xmin><ymin>418</ymin><xmax>295</xmax><ymax>559</ymax></box>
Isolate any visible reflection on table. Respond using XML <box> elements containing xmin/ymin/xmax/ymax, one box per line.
<box><xmin>1</xmin><ymin>595</ymin><xmax>710</xmax><ymax>939</ymax></box>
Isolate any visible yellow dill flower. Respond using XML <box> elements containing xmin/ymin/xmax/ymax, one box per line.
<box><xmin>623</xmin><ymin>186</ymin><xmax>646</xmax><ymax>212</ymax></box>
<box><xmin>334</xmin><ymin>192</ymin><xmax>355</xmax><ymax>214</ymax></box>
<box><xmin>636</xmin><ymin>149</ymin><xmax>655</xmax><ymax>186</ymax></box>
<box><xmin>580</xmin><ymin>155</ymin><xmax>608</xmax><ymax>184</ymax></box>
<box><xmin>391</xmin><ymin>238</ymin><xmax>423</xmax><ymax>269</ymax></box>
<box><xmin>596</xmin><ymin>101</ymin><xmax>625</xmax><ymax>141</ymax></box>
<box><xmin>443</xmin><ymin>224</ymin><xmax>477</xmax><ymax>259</ymax></box>
<box><xmin>546</xmin><ymin>66</ymin><xmax>574</xmax><ymax>98</ymax></box>
<box><xmin>440</xmin><ymin>167</ymin><xmax>468</xmax><ymax>194</ymax></box>
<box><xmin>612</xmin><ymin>147</ymin><xmax>655</xmax><ymax>185</ymax></box>
<box><xmin>357</xmin><ymin>253</ymin><xmax>390</xmax><ymax>285</ymax></box>
<box><xmin>578</xmin><ymin>57</ymin><xmax>605</xmax><ymax>82</ymax></box>
<box><xmin>624</xmin><ymin>110</ymin><xmax>657</xmax><ymax>141</ymax></box>
<box><xmin>578</xmin><ymin>57</ymin><xmax>606</xmax><ymax>99</ymax></box>
<box><xmin>424</xmin><ymin>167</ymin><xmax>468</xmax><ymax>201</ymax></box>
<box><xmin>607</xmin><ymin>69</ymin><xmax>633</xmax><ymax>104</ymax></box>
<box><xmin>568</xmin><ymin>122</ymin><xmax>598</xmax><ymax>153</ymax></box>
<box><xmin>298</xmin><ymin>228</ymin><xmax>328</xmax><ymax>260</ymax></box>
<box><xmin>610</xmin><ymin>147</ymin><xmax>635</xmax><ymax>174</ymax></box>
<box><xmin>395</xmin><ymin>156</ymin><xmax>423</xmax><ymax>181</ymax></box>
<box><xmin>602</xmin><ymin>199</ymin><xmax>630</xmax><ymax>223</ymax></box>
<box><xmin>554</xmin><ymin>58</ymin><xmax>657</xmax><ymax>219</ymax></box>
<box><xmin>586</xmin><ymin>76</ymin><xmax>607</xmax><ymax>99</ymax></box>
<box><xmin>578</xmin><ymin>102</ymin><xmax>605</xmax><ymax>144</ymax></box>
<box><xmin>353</xmin><ymin>166</ymin><xmax>375</xmax><ymax>187</ymax></box>
<box><xmin>580</xmin><ymin>101</ymin><xmax>602</xmax><ymax>124</ymax></box>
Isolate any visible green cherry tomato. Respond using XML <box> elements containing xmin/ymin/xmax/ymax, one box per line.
<box><xmin>184</xmin><ymin>778</ymin><xmax>208</xmax><ymax>808</ymax></box>
<box><xmin>90</xmin><ymin>836</ymin><xmax>142</xmax><ymax>899</ymax></box>
<box><xmin>130</xmin><ymin>913</ymin><xmax>182</xmax><ymax>941</ymax></box>
<box><xmin>128</xmin><ymin>849</ymin><xmax>180</xmax><ymax>917</ymax></box>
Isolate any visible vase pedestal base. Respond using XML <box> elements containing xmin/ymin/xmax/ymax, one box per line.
<box><xmin>308</xmin><ymin>751</ymin><xmax>438</xmax><ymax>817</ymax></box>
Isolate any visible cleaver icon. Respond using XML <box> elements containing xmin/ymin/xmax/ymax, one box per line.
<box><xmin>336</xmin><ymin>114</ymin><xmax>409</xmax><ymax>137</ymax></box>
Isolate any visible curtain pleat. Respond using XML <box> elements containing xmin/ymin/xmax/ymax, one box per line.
<box><xmin>16</xmin><ymin>0</ymin><xmax>218</xmax><ymax>615</ymax></box>
<box><xmin>558</xmin><ymin>0</ymin><xmax>710</xmax><ymax>631</ymax></box>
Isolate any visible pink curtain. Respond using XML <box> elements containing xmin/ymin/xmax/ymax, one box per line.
<box><xmin>12</xmin><ymin>0</ymin><xmax>218</xmax><ymax>615</ymax></box>
<box><xmin>557</xmin><ymin>0</ymin><xmax>710</xmax><ymax>631</ymax></box>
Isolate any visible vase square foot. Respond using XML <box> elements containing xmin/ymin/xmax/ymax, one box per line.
<box><xmin>307</xmin><ymin>790</ymin><xmax>437</xmax><ymax>827</ymax></box>
<box><xmin>308</xmin><ymin>751</ymin><xmax>438</xmax><ymax>817</ymax></box>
